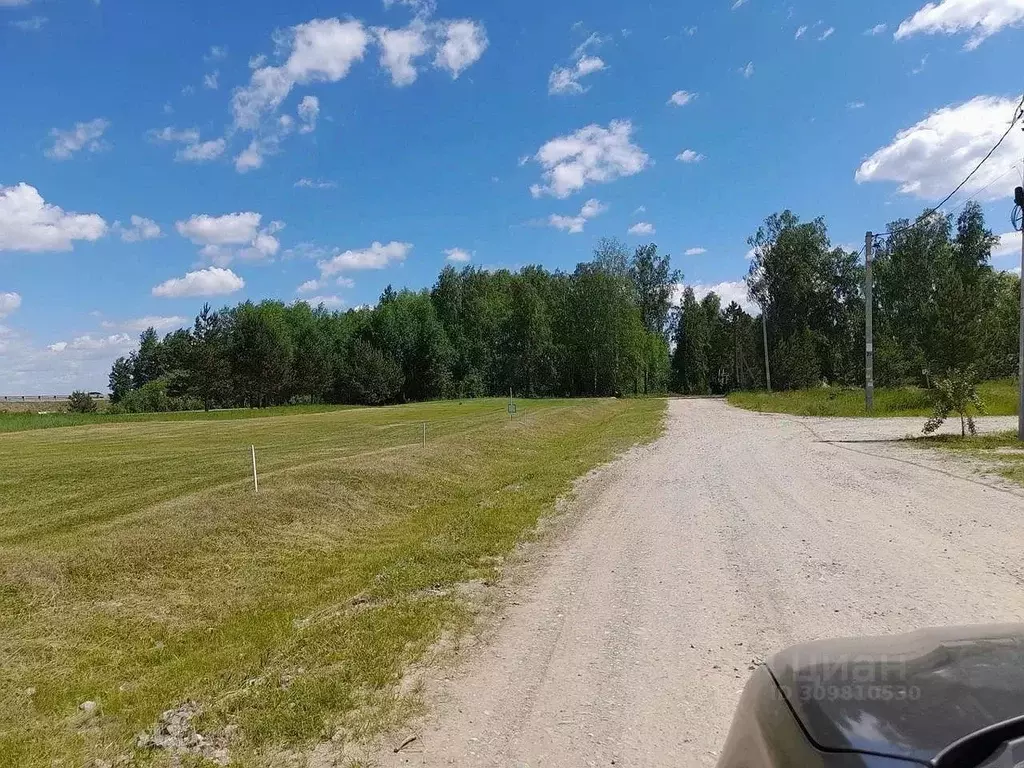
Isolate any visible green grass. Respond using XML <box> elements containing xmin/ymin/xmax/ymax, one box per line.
<box><xmin>0</xmin><ymin>403</ymin><xmax>360</xmax><ymax>434</ymax></box>
<box><xmin>0</xmin><ymin>397</ymin><xmax>665</xmax><ymax>767</ymax></box>
<box><xmin>916</xmin><ymin>430</ymin><xmax>1024</xmax><ymax>487</ymax></box>
<box><xmin>727</xmin><ymin>379</ymin><xmax>1019</xmax><ymax>418</ymax></box>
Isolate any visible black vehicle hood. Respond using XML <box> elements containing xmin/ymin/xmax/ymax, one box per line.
<box><xmin>767</xmin><ymin>625</ymin><xmax>1024</xmax><ymax>764</ymax></box>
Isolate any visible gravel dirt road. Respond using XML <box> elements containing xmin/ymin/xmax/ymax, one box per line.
<box><xmin>378</xmin><ymin>399</ymin><xmax>1024</xmax><ymax>768</ymax></box>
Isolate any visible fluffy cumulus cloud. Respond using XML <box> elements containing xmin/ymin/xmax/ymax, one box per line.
<box><xmin>444</xmin><ymin>247</ymin><xmax>472</xmax><ymax>262</ymax></box>
<box><xmin>549</xmin><ymin>55</ymin><xmax>607</xmax><ymax>95</ymax></box>
<box><xmin>685</xmin><ymin>247</ymin><xmax>707</xmax><ymax>256</ymax></box>
<box><xmin>896</xmin><ymin>0</ymin><xmax>1024</xmax><ymax>50</ymax></box>
<box><xmin>548</xmin><ymin>198</ymin><xmax>607</xmax><ymax>234</ymax></box>
<box><xmin>434</xmin><ymin>19</ymin><xmax>488</xmax><ymax>77</ymax></box>
<box><xmin>855</xmin><ymin>95</ymin><xmax>1024</xmax><ymax>200</ymax></box>
<box><xmin>229</xmin><ymin>15</ymin><xmax>486</xmax><ymax>171</ymax></box>
<box><xmin>529</xmin><ymin>120</ymin><xmax>650</xmax><ymax>199</ymax></box>
<box><xmin>375</xmin><ymin>20</ymin><xmax>432</xmax><ymax>86</ymax></box>
<box><xmin>628</xmin><ymin>221</ymin><xmax>655</xmax><ymax>236</ymax></box>
<box><xmin>0</xmin><ymin>183</ymin><xmax>107</xmax><ymax>252</ymax></box>
<box><xmin>677</xmin><ymin>149</ymin><xmax>704</xmax><ymax>163</ymax></box>
<box><xmin>232</xmin><ymin>19</ymin><xmax>370</xmax><ymax>132</ymax></box>
<box><xmin>45</xmin><ymin>118</ymin><xmax>110</xmax><ymax>160</ymax></box>
<box><xmin>318</xmin><ymin>240</ymin><xmax>412</xmax><ymax>275</ymax></box>
<box><xmin>152</xmin><ymin>267</ymin><xmax>245</xmax><ymax>298</ymax></box>
<box><xmin>0</xmin><ymin>292</ymin><xmax>21</xmax><ymax>318</ymax></box>
<box><xmin>176</xmin><ymin>212</ymin><xmax>283</xmax><ymax>265</ymax></box>
<box><xmin>151</xmin><ymin>126</ymin><xmax>226</xmax><ymax>163</ymax></box>
<box><xmin>100</xmin><ymin>316</ymin><xmax>186</xmax><ymax>332</ymax></box>
<box><xmin>668</xmin><ymin>90</ymin><xmax>696</xmax><ymax>107</ymax></box>
<box><xmin>113</xmin><ymin>215</ymin><xmax>162</xmax><ymax>243</ymax></box>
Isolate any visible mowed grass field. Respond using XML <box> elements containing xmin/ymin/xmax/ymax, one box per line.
<box><xmin>727</xmin><ymin>379</ymin><xmax>1018</xmax><ymax>418</ymax></box>
<box><xmin>0</xmin><ymin>398</ymin><xmax>665</xmax><ymax>767</ymax></box>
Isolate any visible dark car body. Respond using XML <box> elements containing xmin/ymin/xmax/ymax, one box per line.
<box><xmin>717</xmin><ymin>625</ymin><xmax>1024</xmax><ymax>768</ymax></box>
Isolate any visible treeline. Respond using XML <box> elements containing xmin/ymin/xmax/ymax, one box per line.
<box><xmin>108</xmin><ymin>240</ymin><xmax>679</xmax><ymax>410</ymax></box>
<box><xmin>672</xmin><ymin>202</ymin><xmax>1020</xmax><ymax>394</ymax></box>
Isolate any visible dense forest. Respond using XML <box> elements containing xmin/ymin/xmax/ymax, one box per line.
<box><xmin>106</xmin><ymin>203</ymin><xmax>1019</xmax><ymax>411</ymax></box>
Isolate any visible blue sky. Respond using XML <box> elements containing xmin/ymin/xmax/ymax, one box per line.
<box><xmin>1</xmin><ymin>0</ymin><xmax>1023</xmax><ymax>392</ymax></box>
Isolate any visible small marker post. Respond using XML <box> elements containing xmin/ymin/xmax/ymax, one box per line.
<box><xmin>251</xmin><ymin>445</ymin><xmax>258</xmax><ymax>493</ymax></box>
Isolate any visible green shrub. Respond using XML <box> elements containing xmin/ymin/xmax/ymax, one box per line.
<box><xmin>67</xmin><ymin>391</ymin><xmax>97</xmax><ymax>414</ymax></box>
<box><xmin>924</xmin><ymin>368</ymin><xmax>986</xmax><ymax>437</ymax></box>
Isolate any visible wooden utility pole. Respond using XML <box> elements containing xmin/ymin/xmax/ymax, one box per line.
<box><xmin>865</xmin><ymin>232</ymin><xmax>875</xmax><ymax>414</ymax></box>
<box><xmin>761</xmin><ymin>311</ymin><xmax>771</xmax><ymax>392</ymax></box>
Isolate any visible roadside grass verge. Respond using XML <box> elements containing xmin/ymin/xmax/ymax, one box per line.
<box><xmin>0</xmin><ymin>403</ymin><xmax>360</xmax><ymax>434</ymax></box>
<box><xmin>914</xmin><ymin>430</ymin><xmax>1024</xmax><ymax>487</ymax></box>
<box><xmin>0</xmin><ymin>397</ymin><xmax>664</xmax><ymax>767</ymax></box>
<box><xmin>727</xmin><ymin>379</ymin><xmax>1018</xmax><ymax>417</ymax></box>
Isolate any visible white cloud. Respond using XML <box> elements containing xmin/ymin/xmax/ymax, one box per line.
<box><xmin>732</xmin><ymin>0</ymin><xmax>749</xmax><ymax>8</ymax></box>
<box><xmin>151</xmin><ymin>126</ymin><xmax>225</xmax><ymax>163</ymax></box>
<box><xmin>297</xmin><ymin>279</ymin><xmax>322</xmax><ymax>293</ymax></box>
<box><xmin>818</xmin><ymin>26</ymin><xmax>835</xmax><ymax>40</ymax></box>
<box><xmin>677</xmin><ymin>149</ymin><xmax>704</xmax><ymax>163</ymax></box>
<box><xmin>668</xmin><ymin>90</ymin><xmax>696</xmax><ymax>107</ymax></box>
<box><xmin>113</xmin><ymin>215</ymin><xmax>162</xmax><ymax>243</ymax></box>
<box><xmin>235</xmin><ymin>141</ymin><xmax>265</xmax><ymax>173</ymax></box>
<box><xmin>0</xmin><ymin>292</ymin><xmax>21</xmax><ymax>318</ymax></box>
<box><xmin>571</xmin><ymin>31</ymin><xmax>609</xmax><ymax>59</ymax></box>
<box><xmin>0</xmin><ymin>0</ymin><xmax>32</xmax><ymax>6</ymax></box>
<box><xmin>529</xmin><ymin>120</ymin><xmax>650</xmax><ymax>199</ymax></box>
<box><xmin>912</xmin><ymin>54</ymin><xmax>929</xmax><ymax>74</ymax></box>
<box><xmin>739</xmin><ymin>61</ymin><xmax>755</xmax><ymax>78</ymax></box>
<box><xmin>549</xmin><ymin>55</ymin><xmax>607</xmax><ymax>95</ymax></box>
<box><xmin>178</xmin><ymin>138</ymin><xmax>227</xmax><ymax>162</ymax></box>
<box><xmin>177</xmin><ymin>212</ymin><xmax>262</xmax><ymax>245</ymax></box>
<box><xmin>318</xmin><ymin>241</ymin><xmax>412</xmax><ymax>275</ymax></box>
<box><xmin>547</xmin><ymin>198</ymin><xmax>607</xmax><ymax>234</ymax></box>
<box><xmin>689</xmin><ymin>281</ymin><xmax>755</xmax><ymax>313</ymax></box>
<box><xmin>685</xmin><ymin>247</ymin><xmax>707</xmax><ymax>256</ymax></box>
<box><xmin>336</xmin><ymin>276</ymin><xmax>355</xmax><ymax>288</ymax></box>
<box><xmin>795</xmin><ymin>25</ymin><xmax>808</xmax><ymax>39</ymax></box>
<box><xmin>298</xmin><ymin>95</ymin><xmax>320</xmax><ymax>133</ymax></box>
<box><xmin>48</xmin><ymin>333</ymin><xmax>133</xmax><ymax>354</ymax></box>
<box><xmin>203</xmin><ymin>70</ymin><xmax>219</xmax><ymax>90</ymax></box>
<box><xmin>301</xmin><ymin>295</ymin><xmax>345</xmax><ymax>308</ymax></box>
<box><xmin>633</xmin><ymin>205</ymin><xmax>647</xmax><ymax>215</ymax></box>
<box><xmin>100</xmin><ymin>315</ymin><xmax>186</xmax><ymax>332</ymax></box>
<box><xmin>295</xmin><ymin>178</ymin><xmax>337</xmax><ymax>189</ymax></box>
<box><xmin>375</xmin><ymin>20</ymin><xmax>431</xmax><ymax>86</ymax></box>
<box><xmin>9</xmin><ymin>15</ymin><xmax>46</xmax><ymax>30</ymax></box>
<box><xmin>896</xmin><ymin>0</ymin><xmax>1024</xmax><ymax>49</ymax></box>
<box><xmin>444</xmin><ymin>247</ymin><xmax>472</xmax><ymax>262</ymax></box>
<box><xmin>0</xmin><ymin>183</ymin><xmax>107</xmax><ymax>252</ymax></box>
<box><xmin>848</xmin><ymin>101</ymin><xmax>866</xmax><ymax>110</ymax></box>
<box><xmin>865</xmin><ymin>23</ymin><xmax>888</xmax><ymax>35</ymax></box>
<box><xmin>434</xmin><ymin>19</ymin><xmax>488</xmax><ymax>77</ymax></box>
<box><xmin>205</xmin><ymin>45</ymin><xmax>227</xmax><ymax>61</ymax></box>
<box><xmin>232</xmin><ymin>18</ymin><xmax>370</xmax><ymax>133</ymax></box>
<box><xmin>855</xmin><ymin>95</ymin><xmax>1024</xmax><ymax>201</ymax></box>
<box><xmin>152</xmin><ymin>267</ymin><xmax>245</xmax><ymax>298</ymax></box>
<box><xmin>628</xmin><ymin>221</ymin><xmax>655</xmax><ymax>236</ymax></box>
<box><xmin>993</xmin><ymin>231</ymin><xmax>1020</xmax><ymax>259</ymax></box>
<box><xmin>176</xmin><ymin>212</ymin><xmax>282</xmax><ymax>265</ymax></box>
<box><xmin>45</xmin><ymin>118</ymin><xmax>110</xmax><ymax>160</ymax></box>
